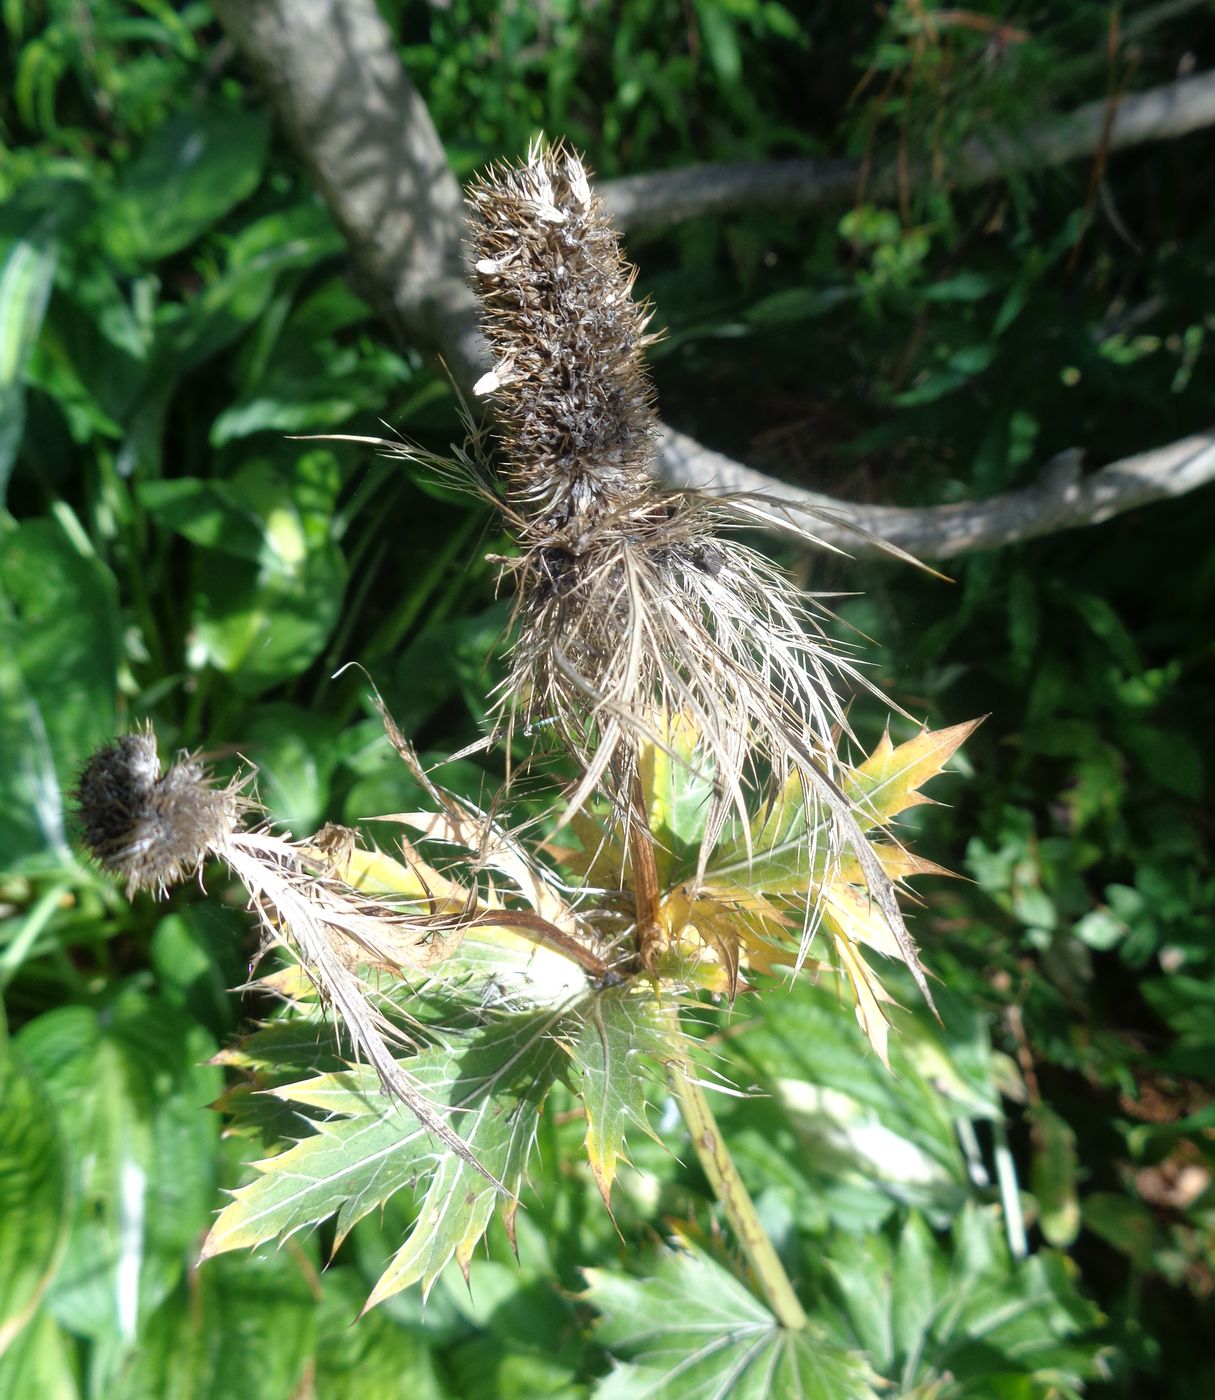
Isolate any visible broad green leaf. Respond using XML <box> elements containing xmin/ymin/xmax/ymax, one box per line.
<box><xmin>136</xmin><ymin>478</ymin><xmax>269</xmax><ymax>563</ymax></box>
<box><xmin>890</xmin><ymin>1212</ymin><xmax>942</xmax><ymax>1376</ymax></box>
<box><xmin>14</xmin><ymin>989</ymin><xmax>220</xmax><ymax>1341</ymax></box>
<box><xmin>564</xmin><ymin>982</ymin><xmax>670</xmax><ymax>1204</ymax></box>
<box><xmin>314</xmin><ymin>1268</ymin><xmax>445</xmax><ymax>1400</ymax></box>
<box><xmin>170</xmin><ymin>205</ymin><xmax>345</xmax><ymax>373</ymax></box>
<box><xmin>0</xmin><ymin>514</ymin><xmax>120</xmax><ymax>868</ymax></box>
<box><xmin>186</xmin><ymin>456</ymin><xmax>348</xmax><ymax>693</ymax></box>
<box><xmin>25</xmin><ymin>255</ymin><xmax>150</xmax><ymax>442</ymax></box>
<box><xmin>102</xmin><ymin>102</ymin><xmax>269</xmax><ymax>264</ymax></box>
<box><xmin>826</xmin><ymin>1207</ymin><xmax>1103</xmax><ymax>1398</ymax></box>
<box><xmin>0</xmin><ymin>1051</ymin><xmax>70</xmax><ymax>1356</ymax></box>
<box><xmin>586</xmin><ymin>1244</ymin><xmax>878</xmax><ymax>1399</ymax></box>
<box><xmin>0</xmin><ymin>1307</ymin><xmax>77</xmax><ymax>1400</ymax></box>
<box><xmin>845</xmin><ymin>720</ymin><xmax>983</xmax><ymax>833</ymax></box>
<box><xmin>726</xmin><ymin>982</ymin><xmax>983</xmax><ymax>1213</ymax></box>
<box><xmin>1082</xmin><ymin>1194</ymin><xmax>1160</xmax><ymax>1273</ymax></box>
<box><xmin>204</xmin><ymin>1006</ymin><xmax>572</xmax><ymax>1307</ymax></box>
<box><xmin>1031</xmin><ymin>1105</ymin><xmax>1080</xmax><ymax>1248</ymax></box>
<box><xmin>238</xmin><ymin>703</ymin><xmax>343</xmax><ymax>832</ymax></box>
<box><xmin>0</xmin><ymin>235</ymin><xmax>57</xmax><ymax>498</ymax></box>
<box><xmin>149</xmin><ymin>905</ymin><xmax>246</xmax><ymax>1041</ymax></box>
<box><xmin>105</xmin><ymin>1250</ymin><xmax>315</xmax><ymax>1400</ymax></box>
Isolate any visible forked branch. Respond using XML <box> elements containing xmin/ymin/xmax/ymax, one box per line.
<box><xmin>213</xmin><ymin>0</ymin><xmax>1215</xmax><ymax>559</ymax></box>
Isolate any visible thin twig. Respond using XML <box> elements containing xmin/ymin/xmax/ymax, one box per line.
<box><xmin>601</xmin><ymin>71</ymin><xmax>1215</xmax><ymax>231</ymax></box>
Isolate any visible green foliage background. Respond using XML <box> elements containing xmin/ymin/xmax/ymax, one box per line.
<box><xmin>2</xmin><ymin>2</ymin><xmax>1213</xmax><ymax>1395</ymax></box>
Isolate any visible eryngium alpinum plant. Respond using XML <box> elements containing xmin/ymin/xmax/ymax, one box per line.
<box><xmin>77</xmin><ymin>139</ymin><xmax>978</xmax><ymax>1345</ymax></box>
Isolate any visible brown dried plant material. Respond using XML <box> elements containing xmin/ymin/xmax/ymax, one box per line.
<box><xmin>74</xmin><ymin>727</ymin><xmax>249</xmax><ymax>896</ymax></box>
<box><xmin>468</xmin><ymin>140</ymin><xmax>660</xmax><ymax>523</ymax></box>
<box><xmin>470</xmin><ymin>145</ymin><xmax>856</xmax><ymax>804</ymax></box>
<box><xmin>468</xmin><ymin>140</ymin><xmax>934</xmax><ymax>993</ymax></box>
<box><xmin>73</xmin><ymin>728</ymin><xmax>504</xmax><ymax>1188</ymax></box>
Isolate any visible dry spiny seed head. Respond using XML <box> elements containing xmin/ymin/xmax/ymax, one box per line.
<box><xmin>465</xmin><ymin>142</ymin><xmax>932</xmax><ymax>1008</ymax></box>
<box><xmin>469</xmin><ymin>138</ymin><xmax>659</xmax><ymax>526</ymax></box>
<box><xmin>74</xmin><ymin>728</ymin><xmax>245</xmax><ymax>895</ymax></box>
<box><xmin>466</xmin><ymin>142</ymin><xmax>862</xmax><ymax>831</ymax></box>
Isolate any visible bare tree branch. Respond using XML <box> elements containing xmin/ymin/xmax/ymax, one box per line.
<box><xmin>211</xmin><ymin>0</ymin><xmax>484</xmax><ymax>391</ymax></box>
<box><xmin>214</xmin><ymin>0</ymin><xmax>1215</xmax><ymax>559</ymax></box>
<box><xmin>601</xmin><ymin>72</ymin><xmax>1215</xmax><ymax>231</ymax></box>
<box><xmin>658</xmin><ymin>427</ymin><xmax>1215</xmax><ymax>559</ymax></box>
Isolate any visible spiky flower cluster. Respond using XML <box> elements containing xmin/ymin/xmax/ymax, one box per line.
<box><xmin>465</xmin><ymin>140</ymin><xmax>936</xmax><ymax>999</ymax></box>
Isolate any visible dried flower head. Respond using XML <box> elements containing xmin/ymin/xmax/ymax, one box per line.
<box><xmin>468</xmin><ymin>138</ymin><xmax>934</xmax><ymax>1001</ymax></box>
<box><xmin>468</xmin><ymin>140</ymin><xmax>659</xmax><ymax>523</ymax></box>
<box><xmin>74</xmin><ymin>727</ymin><xmax>245</xmax><ymax>895</ymax></box>
<box><xmin>73</xmin><ymin>726</ymin><xmax>506</xmax><ymax>1185</ymax></box>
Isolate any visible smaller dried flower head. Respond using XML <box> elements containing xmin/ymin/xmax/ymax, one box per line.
<box><xmin>74</xmin><ymin>722</ymin><xmax>505</xmax><ymax>1185</ymax></box>
<box><xmin>74</xmin><ymin>728</ymin><xmax>243</xmax><ymax>895</ymax></box>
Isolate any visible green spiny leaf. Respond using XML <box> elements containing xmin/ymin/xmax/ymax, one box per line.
<box><xmin>586</xmin><ymin>1243</ymin><xmax>879</xmax><ymax>1400</ymax></box>
<box><xmin>204</xmin><ymin>1005</ymin><xmax>574</xmax><ymax>1307</ymax></box>
<box><xmin>565</xmin><ymin>982</ymin><xmax>671</xmax><ymax>1205</ymax></box>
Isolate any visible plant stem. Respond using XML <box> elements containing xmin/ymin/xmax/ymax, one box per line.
<box><xmin>666</xmin><ymin>1026</ymin><xmax>809</xmax><ymax>1331</ymax></box>
<box><xmin>626</xmin><ymin>781</ymin><xmax>806</xmax><ymax>1329</ymax></box>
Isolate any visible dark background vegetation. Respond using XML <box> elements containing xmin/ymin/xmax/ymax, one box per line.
<box><xmin>1</xmin><ymin>2</ymin><xmax>1213</xmax><ymax>1395</ymax></box>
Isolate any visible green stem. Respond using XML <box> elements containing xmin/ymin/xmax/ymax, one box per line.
<box><xmin>665</xmin><ymin>1009</ymin><xmax>808</xmax><ymax>1331</ymax></box>
<box><xmin>627</xmin><ymin>780</ymin><xmax>804</xmax><ymax>1328</ymax></box>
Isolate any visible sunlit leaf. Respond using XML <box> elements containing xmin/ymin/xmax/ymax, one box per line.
<box><xmin>14</xmin><ymin>989</ymin><xmax>220</xmax><ymax>1341</ymax></box>
<box><xmin>827</xmin><ymin>1206</ymin><xmax>1103</xmax><ymax>1398</ymax></box>
<box><xmin>845</xmin><ymin>720</ymin><xmax>983</xmax><ymax>833</ymax></box>
<box><xmin>0</xmin><ymin>1307</ymin><xmax>77</xmax><ymax>1400</ymax></box>
<box><xmin>564</xmin><ymin>982</ymin><xmax>671</xmax><ymax>1204</ymax></box>
<box><xmin>103</xmin><ymin>102</ymin><xmax>269</xmax><ymax>264</ymax></box>
<box><xmin>0</xmin><ymin>1052</ymin><xmax>70</xmax><ymax>1356</ymax></box>
<box><xmin>106</xmin><ymin>1250</ymin><xmax>315</xmax><ymax>1400</ymax></box>
<box><xmin>0</xmin><ymin>515</ymin><xmax>120</xmax><ymax>867</ymax></box>
<box><xmin>204</xmin><ymin>1007</ymin><xmax>572</xmax><ymax>1306</ymax></box>
<box><xmin>586</xmin><ymin>1243</ymin><xmax>879</xmax><ymax>1399</ymax></box>
<box><xmin>0</xmin><ymin>235</ymin><xmax>57</xmax><ymax>498</ymax></box>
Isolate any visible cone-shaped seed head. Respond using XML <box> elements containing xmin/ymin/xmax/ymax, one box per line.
<box><xmin>469</xmin><ymin>138</ymin><xmax>659</xmax><ymax>525</ymax></box>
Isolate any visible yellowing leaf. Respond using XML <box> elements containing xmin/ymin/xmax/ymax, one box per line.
<box><xmin>832</xmin><ymin>935</ymin><xmax>894</xmax><ymax>1069</ymax></box>
<box><xmin>836</xmin><ymin>842</ymin><xmax>956</xmax><ymax>885</ymax></box>
<box><xmin>378</xmin><ymin>810</ymin><xmax>577</xmax><ymax>932</ymax></box>
<box><xmin>660</xmin><ymin>882</ymin><xmax>795</xmax><ymax>991</ymax></box>
<box><xmin>845</xmin><ymin>718</ymin><xmax>984</xmax><ymax>832</ymax></box>
<box><xmin>821</xmin><ymin>882</ymin><xmax>904</xmax><ymax>961</ymax></box>
<box><xmin>638</xmin><ymin>708</ymin><xmax>714</xmax><ymax>881</ymax></box>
